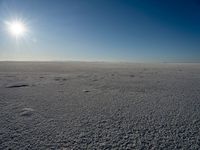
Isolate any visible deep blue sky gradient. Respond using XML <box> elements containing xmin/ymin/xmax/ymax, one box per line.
<box><xmin>0</xmin><ymin>0</ymin><xmax>200</xmax><ymax>62</ymax></box>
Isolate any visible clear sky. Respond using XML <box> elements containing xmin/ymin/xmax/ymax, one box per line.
<box><xmin>0</xmin><ymin>0</ymin><xmax>200</xmax><ymax>62</ymax></box>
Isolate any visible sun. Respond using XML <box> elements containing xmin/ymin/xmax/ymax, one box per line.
<box><xmin>6</xmin><ymin>20</ymin><xmax>27</xmax><ymax>38</ymax></box>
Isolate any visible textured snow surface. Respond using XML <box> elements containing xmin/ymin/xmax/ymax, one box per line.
<box><xmin>0</xmin><ymin>62</ymin><xmax>200</xmax><ymax>149</ymax></box>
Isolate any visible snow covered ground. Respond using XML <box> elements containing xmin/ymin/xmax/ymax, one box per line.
<box><xmin>0</xmin><ymin>62</ymin><xmax>200</xmax><ymax>149</ymax></box>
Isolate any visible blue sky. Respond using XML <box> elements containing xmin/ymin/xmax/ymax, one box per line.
<box><xmin>0</xmin><ymin>0</ymin><xmax>200</xmax><ymax>62</ymax></box>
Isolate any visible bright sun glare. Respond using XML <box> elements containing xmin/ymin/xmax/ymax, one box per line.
<box><xmin>6</xmin><ymin>20</ymin><xmax>27</xmax><ymax>38</ymax></box>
